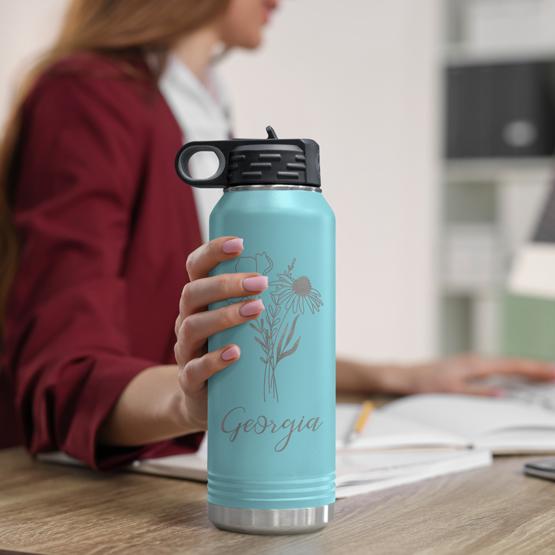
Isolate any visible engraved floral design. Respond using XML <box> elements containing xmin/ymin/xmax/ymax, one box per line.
<box><xmin>226</xmin><ymin>252</ymin><xmax>274</xmax><ymax>305</ymax></box>
<box><xmin>249</xmin><ymin>257</ymin><xmax>323</xmax><ymax>402</ymax></box>
<box><xmin>271</xmin><ymin>272</ymin><xmax>323</xmax><ymax>315</ymax></box>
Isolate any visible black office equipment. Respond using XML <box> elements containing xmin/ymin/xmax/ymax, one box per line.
<box><xmin>524</xmin><ymin>459</ymin><xmax>555</xmax><ymax>482</ymax></box>
<box><xmin>446</xmin><ymin>61</ymin><xmax>555</xmax><ymax>159</ymax></box>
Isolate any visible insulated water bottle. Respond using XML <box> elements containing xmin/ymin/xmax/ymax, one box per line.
<box><xmin>175</xmin><ymin>127</ymin><xmax>335</xmax><ymax>534</ymax></box>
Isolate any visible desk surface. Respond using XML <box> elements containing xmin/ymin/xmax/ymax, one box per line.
<box><xmin>1</xmin><ymin>448</ymin><xmax>555</xmax><ymax>555</ymax></box>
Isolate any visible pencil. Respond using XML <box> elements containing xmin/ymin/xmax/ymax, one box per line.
<box><xmin>346</xmin><ymin>400</ymin><xmax>375</xmax><ymax>445</ymax></box>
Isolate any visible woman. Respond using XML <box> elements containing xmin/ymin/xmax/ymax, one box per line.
<box><xmin>1</xmin><ymin>0</ymin><xmax>554</xmax><ymax>467</ymax></box>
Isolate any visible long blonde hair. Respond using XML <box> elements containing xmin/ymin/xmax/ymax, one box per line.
<box><xmin>0</xmin><ymin>0</ymin><xmax>230</xmax><ymax>339</ymax></box>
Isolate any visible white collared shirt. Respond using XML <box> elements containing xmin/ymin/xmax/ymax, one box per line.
<box><xmin>159</xmin><ymin>54</ymin><xmax>232</xmax><ymax>241</ymax></box>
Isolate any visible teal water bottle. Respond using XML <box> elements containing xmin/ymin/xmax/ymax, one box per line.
<box><xmin>176</xmin><ymin>127</ymin><xmax>335</xmax><ymax>534</ymax></box>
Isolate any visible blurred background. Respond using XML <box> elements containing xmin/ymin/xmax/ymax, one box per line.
<box><xmin>1</xmin><ymin>0</ymin><xmax>553</xmax><ymax>365</ymax></box>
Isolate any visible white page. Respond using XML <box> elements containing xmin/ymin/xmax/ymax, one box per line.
<box><xmin>382</xmin><ymin>394</ymin><xmax>555</xmax><ymax>443</ymax></box>
<box><xmin>336</xmin><ymin>449</ymin><xmax>482</xmax><ymax>484</ymax></box>
<box><xmin>473</xmin><ymin>428</ymin><xmax>555</xmax><ymax>454</ymax></box>
<box><xmin>336</xmin><ymin>449</ymin><xmax>492</xmax><ymax>498</ymax></box>
<box><xmin>129</xmin><ymin>434</ymin><xmax>208</xmax><ymax>481</ymax></box>
<box><xmin>336</xmin><ymin>403</ymin><xmax>467</xmax><ymax>450</ymax></box>
<box><xmin>132</xmin><ymin>434</ymin><xmax>490</xmax><ymax>497</ymax></box>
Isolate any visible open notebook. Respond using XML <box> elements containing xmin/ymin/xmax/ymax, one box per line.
<box><xmin>337</xmin><ymin>394</ymin><xmax>555</xmax><ymax>454</ymax></box>
<box><xmin>39</xmin><ymin>396</ymin><xmax>499</xmax><ymax>498</ymax></box>
<box><xmin>131</xmin><ymin>435</ymin><xmax>490</xmax><ymax>499</ymax></box>
<box><xmin>126</xmin><ymin>393</ymin><xmax>555</xmax><ymax>497</ymax></box>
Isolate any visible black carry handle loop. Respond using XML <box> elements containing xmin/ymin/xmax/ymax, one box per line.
<box><xmin>175</xmin><ymin>142</ymin><xmax>231</xmax><ymax>188</ymax></box>
<box><xmin>175</xmin><ymin>128</ymin><xmax>279</xmax><ymax>188</ymax></box>
<box><xmin>175</xmin><ymin>126</ymin><xmax>321</xmax><ymax>188</ymax></box>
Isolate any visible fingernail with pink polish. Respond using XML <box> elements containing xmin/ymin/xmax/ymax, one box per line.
<box><xmin>239</xmin><ymin>299</ymin><xmax>265</xmax><ymax>317</ymax></box>
<box><xmin>221</xmin><ymin>345</ymin><xmax>240</xmax><ymax>361</ymax></box>
<box><xmin>222</xmin><ymin>238</ymin><xmax>244</xmax><ymax>254</ymax></box>
<box><xmin>243</xmin><ymin>275</ymin><xmax>268</xmax><ymax>292</ymax></box>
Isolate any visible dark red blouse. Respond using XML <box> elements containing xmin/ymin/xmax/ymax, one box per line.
<box><xmin>1</xmin><ymin>53</ymin><xmax>204</xmax><ymax>469</ymax></box>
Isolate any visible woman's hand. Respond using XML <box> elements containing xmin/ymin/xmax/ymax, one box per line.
<box><xmin>174</xmin><ymin>236</ymin><xmax>268</xmax><ymax>431</ymax></box>
<box><xmin>337</xmin><ymin>355</ymin><xmax>555</xmax><ymax>397</ymax></box>
<box><xmin>404</xmin><ymin>355</ymin><xmax>555</xmax><ymax>396</ymax></box>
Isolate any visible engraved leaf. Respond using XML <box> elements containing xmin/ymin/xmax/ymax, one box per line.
<box><xmin>276</xmin><ymin>321</ymin><xmax>289</xmax><ymax>360</ymax></box>
<box><xmin>277</xmin><ymin>336</ymin><xmax>301</xmax><ymax>362</ymax></box>
<box><xmin>254</xmin><ymin>336</ymin><xmax>268</xmax><ymax>352</ymax></box>
<box><xmin>263</xmin><ymin>252</ymin><xmax>273</xmax><ymax>274</ymax></box>
<box><xmin>284</xmin><ymin>315</ymin><xmax>299</xmax><ymax>351</ymax></box>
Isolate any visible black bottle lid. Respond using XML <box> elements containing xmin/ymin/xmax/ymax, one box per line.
<box><xmin>175</xmin><ymin>126</ymin><xmax>321</xmax><ymax>188</ymax></box>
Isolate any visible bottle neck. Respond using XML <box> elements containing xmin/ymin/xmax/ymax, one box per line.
<box><xmin>223</xmin><ymin>184</ymin><xmax>321</xmax><ymax>193</ymax></box>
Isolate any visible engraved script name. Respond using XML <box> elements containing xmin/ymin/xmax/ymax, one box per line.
<box><xmin>220</xmin><ymin>406</ymin><xmax>323</xmax><ymax>452</ymax></box>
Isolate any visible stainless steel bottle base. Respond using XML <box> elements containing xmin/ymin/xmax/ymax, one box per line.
<box><xmin>208</xmin><ymin>502</ymin><xmax>334</xmax><ymax>535</ymax></box>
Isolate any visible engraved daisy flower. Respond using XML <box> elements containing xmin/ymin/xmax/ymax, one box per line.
<box><xmin>271</xmin><ymin>273</ymin><xmax>323</xmax><ymax>315</ymax></box>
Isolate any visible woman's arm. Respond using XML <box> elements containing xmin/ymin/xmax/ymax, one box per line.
<box><xmin>336</xmin><ymin>357</ymin><xmax>402</xmax><ymax>394</ymax></box>
<box><xmin>5</xmin><ymin>69</ymin><xmax>164</xmax><ymax>469</ymax></box>
<box><xmin>97</xmin><ymin>364</ymin><xmax>187</xmax><ymax>446</ymax></box>
<box><xmin>99</xmin><ymin>236</ymin><xmax>269</xmax><ymax>447</ymax></box>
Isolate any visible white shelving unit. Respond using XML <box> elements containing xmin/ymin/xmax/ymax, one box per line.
<box><xmin>440</xmin><ymin>0</ymin><xmax>555</xmax><ymax>355</ymax></box>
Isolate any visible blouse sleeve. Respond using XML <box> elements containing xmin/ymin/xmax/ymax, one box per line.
<box><xmin>4</xmin><ymin>69</ymin><xmax>171</xmax><ymax>469</ymax></box>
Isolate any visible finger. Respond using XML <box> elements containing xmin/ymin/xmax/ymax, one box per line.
<box><xmin>178</xmin><ymin>344</ymin><xmax>241</xmax><ymax>395</ymax></box>
<box><xmin>178</xmin><ymin>299</ymin><xmax>265</xmax><ymax>359</ymax></box>
<box><xmin>186</xmin><ymin>236</ymin><xmax>244</xmax><ymax>281</ymax></box>
<box><xmin>466</xmin><ymin>358</ymin><xmax>555</xmax><ymax>382</ymax></box>
<box><xmin>179</xmin><ymin>273</ymin><xmax>269</xmax><ymax>316</ymax></box>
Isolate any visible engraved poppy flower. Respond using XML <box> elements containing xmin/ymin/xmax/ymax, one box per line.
<box><xmin>228</xmin><ymin>252</ymin><xmax>274</xmax><ymax>305</ymax></box>
<box><xmin>271</xmin><ymin>273</ymin><xmax>323</xmax><ymax>314</ymax></box>
<box><xmin>234</xmin><ymin>252</ymin><xmax>273</xmax><ymax>275</ymax></box>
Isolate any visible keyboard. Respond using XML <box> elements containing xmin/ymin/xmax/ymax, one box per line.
<box><xmin>499</xmin><ymin>381</ymin><xmax>555</xmax><ymax>411</ymax></box>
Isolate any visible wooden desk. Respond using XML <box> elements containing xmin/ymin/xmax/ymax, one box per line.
<box><xmin>1</xmin><ymin>448</ymin><xmax>555</xmax><ymax>555</ymax></box>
